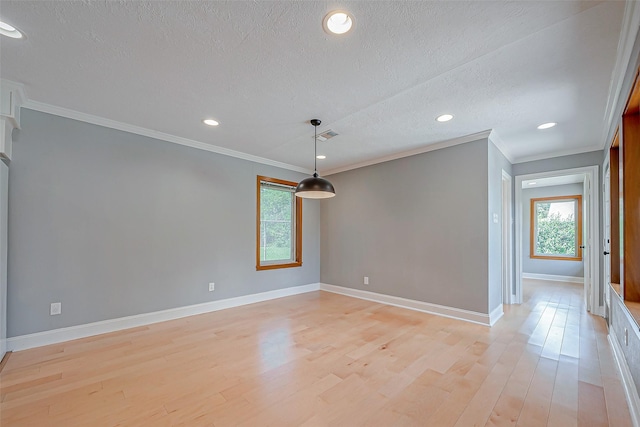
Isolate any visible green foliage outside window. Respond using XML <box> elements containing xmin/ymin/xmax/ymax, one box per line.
<box><xmin>260</xmin><ymin>187</ymin><xmax>293</xmax><ymax>261</ymax></box>
<box><xmin>531</xmin><ymin>196</ymin><xmax>581</xmax><ymax>260</ymax></box>
<box><xmin>535</xmin><ymin>208</ymin><xmax>576</xmax><ymax>256</ymax></box>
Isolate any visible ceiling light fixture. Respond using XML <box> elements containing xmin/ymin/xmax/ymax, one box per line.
<box><xmin>0</xmin><ymin>20</ymin><xmax>23</xmax><ymax>39</ymax></box>
<box><xmin>436</xmin><ymin>114</ymin><xmax>454</xmax><ymax>122</ymax></box>
<box><xmin>323</xmin><ymin>11</ymin><xmax>354</xmax><ymax>35</ymax></box>
<box><xmin>537</xmin><ymin>122</ymin><xmax>556</xmax><ymax>130</ymax></box>
<box><xmin>528</xmin><ymin>182</ymin><xmax>537</xmax><ymax>185</ymax></box>
<box><xmin>295</xmin><ymin>119</ymin><xmax>336</xmax><ymax>199</ymax></box>
<box><xmin>316</xmin><ymin>155</ymin><xmax>326</xmax><ymax>160</ymax></box>
<box><xmin>203</xmin><ymin>119</ymin><xmax>219</xmax><ymax>126</ymax></box>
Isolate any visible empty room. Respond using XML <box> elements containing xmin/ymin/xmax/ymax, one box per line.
<box><xmin>1</xmin><ymin>1</ymin><xmax>640</xmax><ymax>426</ymax></box>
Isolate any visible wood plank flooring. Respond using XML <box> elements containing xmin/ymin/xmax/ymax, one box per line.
<box><xmin>0</xmin><ymin>280</ymin><xmax>632</xmax><ymax>426</ymax></box>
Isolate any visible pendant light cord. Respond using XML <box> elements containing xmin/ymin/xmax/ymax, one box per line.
<box><xmin>314</xmin><ymin>124</ymin><xmax>318</xmax><ymax>176</ymax></box>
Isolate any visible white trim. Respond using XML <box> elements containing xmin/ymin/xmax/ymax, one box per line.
<box><xmin>7</xmin><ymin>283</ymin><xmax>320</xmax><ymax>351</ymax></box>
<box><xmin>502</xmin><ymin>169</ymin><xmax>514</xmax><ymax>304</ymax></box>
<box><xmin>21</xmin><ymin>99</ymin><xmax>312</xmax><ymax>175</ymax></box>
<box><xmin>609</xmin><ymin>331</ymin><xmax>640</xmax><ymax>427</ymax></box>
<box><xmin>602</xmin><ymin>0</ymin><xmax>640</xmax><ymax>152</ymax></box>
<box><xmin>512</xmin><ymin>145</ymin><xmax>603</xmax><ymax>165</ymax></box>
<box><xmin>319</xmin><ymin>283</ymin><xmax>493</xmax><ymax>326</ymax></box>
<box><xmin>522</xmin><ymin>273</ymin><xmax>584</xmax><ymax>284</ymax></box>
<box><xmin>489</xmin><ymin>130</ymin><xmax>514</xmax><ymax>163</ymax></box>
<box><xmin>489</xmin><ymin>304</ymin><xmax>504</xmax><ymax>326</ymax></box>
<box><xmin>323</xmin><ymin>130</ymin><xmax>492</xmax><ymax>176</ymax></box>
<box><xmin>515</xmin><ymin>166</ymin><xmax>600</xmax><ymax>311</ymax></box>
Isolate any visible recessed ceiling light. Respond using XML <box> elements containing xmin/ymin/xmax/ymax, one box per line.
<box><xmin>436</xmin><ymin>114</ymin><xmax>454</xmax><ymax>122</ymax></box>
<box><xmin>323</xmin><ymin>11</ymin><xmax>354</xmax><ymax>35</ymax></box>
<box><xmin>203</xmin><ymin>119</ymin><xmax>219</xmax><ymax>126</ymax></box>
<box><xmin>537</xmin><ymin>122</ymin><xmax>557</xmax><ymax>130</ymax></box>
<box><xmin>0</xmin><ymin>20</ymin><xmax>23</xmax><ymax>39</ymax></box>
<box><xmin>316</xmin><ymin>155</ymin><xmax>326</xmax><ymax>160</ymax></box>
<box><xmin>528</xmin><ymin>182</ymin><xmax>537</xmax><ymax>185</ymax></box>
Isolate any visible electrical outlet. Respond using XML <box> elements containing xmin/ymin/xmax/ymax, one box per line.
<box><xmin>50</xmin><ymin>302</ymin><xmax>61</xmax><ymax>316</ymax></box>
<box><xmin>364</xmin><ymin>276</ymin><xmax>369</xmax><ymax>285</ymax></box>
<box><xmin>209</xmin><ymin>282</ymin><xmax>215</xmax><ymax>292</ymax></box>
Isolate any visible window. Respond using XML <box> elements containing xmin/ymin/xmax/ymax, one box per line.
<box><xmin>256</xmin><ymin>176</ymin><xmax>302</xmax><ymax>270</ymax></box>
<box><xmin>530</xmin><ymin>195</ymin><xmax>582</xmax><ymax>261</ymax></box>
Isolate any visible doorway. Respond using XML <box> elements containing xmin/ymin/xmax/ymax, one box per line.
<box><xmin>514</xmin><ymin>166</ymin><xmax>600</xmax><ymax>315</ymax></box>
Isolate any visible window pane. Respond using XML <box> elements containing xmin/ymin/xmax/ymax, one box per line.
<box><xmin>535</xmin><ymin>199</ymin><xmax>577</xmax><ymax>257</ymax></box>
<box><xmin>259</xmin><ymin>186</ymin><xmax>294</xmax><ymax>263</ymax></box>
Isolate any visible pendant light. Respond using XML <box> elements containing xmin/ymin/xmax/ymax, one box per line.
<box><xmin>295</xmin><ymin>119</ymin><xmax>336</xmax><ymax>199</ymax></box>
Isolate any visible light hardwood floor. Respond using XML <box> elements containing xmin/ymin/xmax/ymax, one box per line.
<box><xmin>0</xmin><ymin>280</ymin><xmax>633</xmax><ymax>426</ymax></box>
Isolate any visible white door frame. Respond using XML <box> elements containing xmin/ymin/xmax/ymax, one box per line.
<box><xmin>502</xmin><ymin>170</ymin><xmax>513</xmax><ymax>304</ymax></box>
<box><xmin>514</xmin><ymin>165</ymin><xmax>600</xmax><ymax>314</ymax></box>
<box><xmin>602</xmin><ymin>154</ymin><xmax>612</xmax><ymax>319</ymax></box>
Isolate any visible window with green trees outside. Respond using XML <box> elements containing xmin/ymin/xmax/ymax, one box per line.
<box><xmin>530</xmin><ymin>195</ymin><xmax>582</xmax><ymax>261</ymax></box>
<box><xmin>256</xmin><ymin>176</ymin><xmax>302</xmax><ymax>270</ymax></box>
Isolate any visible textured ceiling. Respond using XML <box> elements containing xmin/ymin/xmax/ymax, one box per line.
<box><xmin>0</xmin><ymin>1</ymin><xmax>625</xmax><ymax>172</ymax></box>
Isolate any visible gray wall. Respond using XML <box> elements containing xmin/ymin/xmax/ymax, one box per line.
<box><xmin>8</xmin><ymin>110</ymin><xmax>320</xmax><ymax>337</ymax></box>
<box><xmin>512</xmin><ymin>151</ymin><xmax>602</xmax><ymax>176</ymax></box>
<box><xmin>522</xmin><ymin>183</ymin><xmax>584</xmax><ymax>278</ymax></box>
<box><xmin>488</xmin><ymin>141</ymin><xmax>512</xmax><ymax>313</ymax></box>
<box><xmin>321</xmin><ymin>139</ymin><xmax>491</xmax><ymax>314</ymax></box>
<box><xmin>0</xmin><ymin>160</ymin><xmax>7</xmax><ymax>355</ymax></box>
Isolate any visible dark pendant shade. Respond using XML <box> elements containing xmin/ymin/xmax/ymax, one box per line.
<box><xmin>295</xmin><ymin>173</ymin><xmax>336</xmax><ymax>199</ymax></box>
<box><xmin>295</xmin><ymin>118</ymin><xmax>336</xmax><ymax>199</ymax></box>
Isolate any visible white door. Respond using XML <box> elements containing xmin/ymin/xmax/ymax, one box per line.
<box><xmin>0</xmin><ymin>160</ymin><xmax>7</xmax><ymax>359</ymax></box>
<box><xmin>604</xmin><ymin>166</ymin><xmax>611</xmax><ymax>317</ymax></box>
<box><xmin>583</xmin><ymin>174</ymin><xmax>591</xmax><ymax>311</ymax></box>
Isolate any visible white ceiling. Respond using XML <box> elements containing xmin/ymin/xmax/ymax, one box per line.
<box><xmin>0</xmin><ymin>1</ymin><xmax>625</xmax><ymax>173</ymax></box>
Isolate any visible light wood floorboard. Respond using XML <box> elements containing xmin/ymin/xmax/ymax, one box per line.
<box><xmin>0</xmin><ymin>279</ymin><xmax>633</xmax><ymax>426</ymax></box>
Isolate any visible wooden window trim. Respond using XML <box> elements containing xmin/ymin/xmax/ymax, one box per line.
<box><xmin>256</xmin><ymin>175</ymin><xmax>302</xmax><ymax>271</ymax></box>
<box><xmin>530</xmin><ymin>194</ymin><xmax>583</xmax><ymax>261</ymax></box>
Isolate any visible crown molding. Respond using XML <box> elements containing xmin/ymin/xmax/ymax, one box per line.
<box><xmin>20</xmin><ymin>99</ymin><xmax>312</xmax><ymax>174</ymax></box>
<box><xmin>323</xmin><ymin>130</ymin><xmax>493</xmax><ymax>176</ymax></box>
<box><xmin>488</xmin><ymin>129</ymin><xmax>514</xmax><ymax>163</ymax></box>
<box><xmin>601</xmin><ymin>0</ymin><xmax>640</xmax><ymax>150</ymax></box>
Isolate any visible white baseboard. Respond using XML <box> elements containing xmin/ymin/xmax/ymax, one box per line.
<box><xmin>489</xmin><ymin>304</ymin><xmax>504</xmax><ymax>326</ymax></box>
<box><xmin>522</xmin><ymin>273</ymin><xmax>584</xmax><ymax>284</ymax></box>
<box><xmin>319</xmin><ymin>284</ymin><xmax>492</xmax><ymax>326</ymax></box>
<box><xmin>609</xmin><ymin>332</ymin><xmax>640</xmax><ymax>427</ymax></box>
<box><xmin>7</xmin><ymin>283</ymin><xmax>320</xmax><ymax>352</ymax></box>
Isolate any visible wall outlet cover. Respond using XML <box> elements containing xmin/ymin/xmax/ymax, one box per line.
<box><xmin>209</xmin><ymin>282</ymin><xmax>215</xmax><ymax>292</ymax></box>
<box><xmin>50</xmin><ymin>302</ymin><xmax>61</xmax><ymax>316</ymax></box>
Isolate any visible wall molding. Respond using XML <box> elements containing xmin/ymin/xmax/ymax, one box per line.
<box><xmin>319</xmin><ymin>283</ymin><xmax>494</xmax><ymax>326</ymax></box>
<box><xmin>7</xmin><ymin>283</ymin><xmax>320</xmax><ymax>351</ymax></box>
<box><xmin>522</xmin><ymin>273</ymin><xmax>584</xmax><ymax>284</ymax></box>
<box><xmin>609</xmin><ymin>331</ymin><xmax>640</xmax><ymax>427</ymax></box>
<box><xmin>489</xmin><ymin>304</ymin><xmax>504</xmax><ymax>326</ymax></box>
<box><xmin>602</xmin><ymin>0</ymin><xmax>640</xmax><ymax>151</ymax></box>
<box><xmin>489</xmin><ymin>130</ymin><xmax>514</xmax><ymax>163</ymax></box>
<box><xmin>20</xmin><ymin>98</ymin><xmax>311</xmax><ymax>175</ymax></box>
<box><xmin>323</xmin><ymin>130</ymin><xmax>492</xmax><ymax>176</ymax></box>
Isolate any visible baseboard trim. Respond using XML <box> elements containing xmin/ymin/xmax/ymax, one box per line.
<box><xmin>7</xmin><ymin>283</ymin><xmax>320</xmax><ymax>351</ymax></box>
<box><xmin>522</xmin><ymin>273</ymin><xmax>584</xmax><ymax>284</ymax></box>
<box><xmin>319</xmin><ymin>284</ymin><xmax>492</xmax><ymax>326</ymax></box>
<box><xmin>609</xmin><ymin>331</ymin><xmax>640</xmax><ymax>427</ymax></box>
<box><xmin>489</xmin><ymin>304</ymin><xmax>504</xmax><ymax>326</ymax></box>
